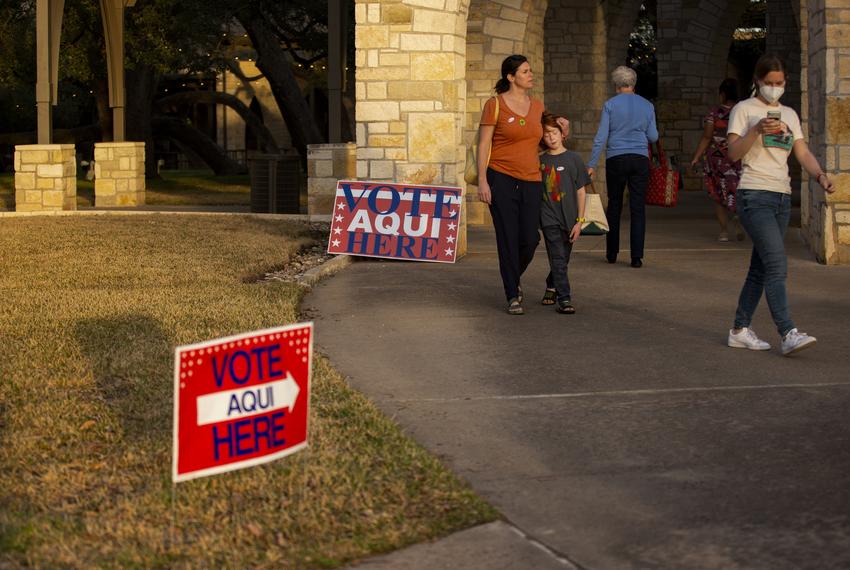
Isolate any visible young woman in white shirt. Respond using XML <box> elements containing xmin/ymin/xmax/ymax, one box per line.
<box><xmin>725</xmin><ymin>54</ymin><xmax>835</xmax><ymax>356</ymax></box>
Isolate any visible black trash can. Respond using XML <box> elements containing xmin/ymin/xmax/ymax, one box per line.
<box><xmin>247</xmin><ymin>154</ymin><xmax>303</xmax><ymax>214</ymax></box>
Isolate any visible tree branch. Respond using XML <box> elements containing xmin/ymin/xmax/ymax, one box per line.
<box><xmin>225</xmin><ymin>59</ymin><xmax>265</xmax><ymax>83</ymax></box>
<box><xmin>155</xmin><ymin>90</ymin><xmax>280</xmax><ymax>153</ymax></box>
<box><xmin>151</xmin><ymin>116</ymin><xmax>244</xmax><ymax>175</ymax></box>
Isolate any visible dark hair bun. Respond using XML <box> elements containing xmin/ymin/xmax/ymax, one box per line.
<box><xmin>495</xmin><ymin>54</ymin><xmax>528</xmax><ymax>94</ymax></box>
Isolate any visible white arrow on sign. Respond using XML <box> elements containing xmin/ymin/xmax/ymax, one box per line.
<box><xmin>196</xmin><ymin>372</ymin><xmax>300</xmax><ymax>426</ymax></box>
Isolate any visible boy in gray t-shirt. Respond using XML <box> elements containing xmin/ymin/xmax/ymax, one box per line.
<box><xmin>539</xmin><ymin>114</ymin><xmax>590</xmax><ymax>314</ymax></box>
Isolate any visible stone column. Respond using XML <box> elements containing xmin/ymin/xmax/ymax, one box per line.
<box><xmin>465</xmin><ymin>0</ymin><xmax>548</xmax><ymax>225</ymax></box>
<box><xmin>94</xmin><ymin>142</ymin><xmax>145</xmax><ymax>207</ymax></box>
<box><xmin>307</xmin><ymin>142</ymin><xmax>357</xmax><ymax>215</ymax></box>
<box><xmin>800</xmin><ymin>0</ymin><xmax>811</xmax><ymax>235</ymax></box>
<box><xmin>802</xmin><ymin>0</ymin><xmax>850</xmax><ymax>264</ymax></box>
<box><xmin>354</xmin><ymin>0</ymin><xmax>469</xmax><ymax>253</ymax></box>
<box><xmin>544</xmin><ymin>0</ymin><xmax>610</xmax><ymax>199</ymax></box>
<box><xmin>768</xmin><ymin>0</ymin><xmax>803</xmax><ymax>195</ymax></box>
<box><xmin>14</xmin><ymin>144</ymin><xmax>76</xmax><ymax>212</ymax></box>
<box><xmin>656</xmin><ymin>0</ymin><xmax>750</xmax><ymax>190</ymax></box>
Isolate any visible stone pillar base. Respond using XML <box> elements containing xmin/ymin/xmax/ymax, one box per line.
<box><xmin>14</xmin><ymin>144</ymin><xmax>77</xmax><ymax>212</ymax></box>
<box><xmin>94</xmin><ymin>142</ymin><xmax>145</xmax><ymax>207</ymax></box>
<box><xmin>804</xmin><ymin>179</ymin><xmax>850</xmax><ymax>264</ymax></box>
<box><xmin>307</xmin><ymin>143</ymin><xmax>356</xmax><ymax>215</ymax></box>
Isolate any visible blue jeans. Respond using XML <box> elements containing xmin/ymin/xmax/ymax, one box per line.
<box><xmin>733</xmin><ymin>189</ymin><xmax>795</xmax><ymax>336</ymax></box>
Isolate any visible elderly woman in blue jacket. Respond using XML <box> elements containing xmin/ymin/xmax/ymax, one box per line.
<box><xmin>588</xmin><ymin>66</ymin><xmax>658</xmax><ymax>268</ymax></box>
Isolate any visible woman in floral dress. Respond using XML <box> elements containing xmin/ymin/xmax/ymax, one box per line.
<box><xmin>691</xmin><ymin>78</ymin><xmax>743</xmax><ymax>242</ymax></box>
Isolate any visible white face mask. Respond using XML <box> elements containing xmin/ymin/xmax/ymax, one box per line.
<box><xmin>759</xmin><ymin>84</ymin><xmax>784</xmax><ymax>104</ymax></box>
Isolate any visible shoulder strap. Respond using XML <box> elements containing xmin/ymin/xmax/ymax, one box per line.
<box><xmin>493</xmin><ymin>96</ymin><xmax>499</xmax><ymax>122</ymax></box>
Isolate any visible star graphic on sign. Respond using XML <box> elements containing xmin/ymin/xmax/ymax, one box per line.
<box><xmin>446</xmin><ymin>235</ymin><xmax>455</xmax><ymax>244</ymax></box>
<box><xmin>448</xmin><ymin>210</ymin><xmax>457</xmax><ymax>218</ymax></box>
<box><xmin>332</xmin><ymin>239</ymin><xmax>341</xmax><ymax>247</ymax></box>
<box><xmin>448</xmin><ymin>222</ymin><xmax>457</xmax><ymax>231</ymax></box>
<box><xmin>335</xmin><ymin>214</ymin><xmax>344</xmax><ymax>222</ymax></box>
<box><xmin>337</xmin><ymin>202</ymin><xmax>345</xmax><ymax>210</ymax></box>
<box><xmin>445</xmin><ymin>247</ymin><xmax>454</xmax><ymax>256</ymax></box>
<box><xmin>333</xmin><ymin>227</ymin><xmax>342</xmax><ymax>235</ymax></box>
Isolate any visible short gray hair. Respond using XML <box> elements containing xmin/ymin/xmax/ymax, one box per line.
<box><xmin>611</xmin><ymin>66</ymin><xmax>637</xmax><ymax>89</ymax></box>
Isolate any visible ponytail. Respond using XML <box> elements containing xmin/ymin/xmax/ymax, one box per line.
<box><xmin>495</xmin><ymin>54</ymin><xmax>528</xmax><ymax>94</ymax></box>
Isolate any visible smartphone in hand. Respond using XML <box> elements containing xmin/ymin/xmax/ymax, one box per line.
<box><xmin>763</xmin><ymin>110</ymin><xmax>792</xmax><ymax>149</ymax></box>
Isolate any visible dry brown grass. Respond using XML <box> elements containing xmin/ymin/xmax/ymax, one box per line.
<box><xmin>0</xmin><ymin>215</ymin><xmax>496</xmax><ymax>568</ymax></box>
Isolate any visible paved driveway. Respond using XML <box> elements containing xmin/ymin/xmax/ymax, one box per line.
<box><xmin>308</xmin><ymin>193</ymin><xmax>850</xmax><ymax>569</ymax></box>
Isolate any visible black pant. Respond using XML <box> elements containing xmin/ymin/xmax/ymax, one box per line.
<box><xmin>487</xmin><ymin>168</ymin><xmax>542</xmax><ymax>301</ymax></box>
<box><xmin>542</xmin><ymin>225</ymin><xmax>573</xmax><ymax>301</ymax></box>
<box><xmin>605</xmin><ymin>154</ymin><xmax>649</xmax><ymax>260</ymax></box>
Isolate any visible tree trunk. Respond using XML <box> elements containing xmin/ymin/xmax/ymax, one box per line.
<box><xmin>239</xmin><ymin>11</ymin><xmax>324</xmax><ymax>160</ymax></box>
<box><xmin>151</xmin><ymin>117</ymin><xmax>243</xmax><ymax>175</ymax></box>
<box><xmin>95</xmin><ymin>78</ymin><xmax>113</xmax><ymax>143</ymax></box>
<box><xmin>155</xmin><ymin>91</ymin><xmax>280</xmax><ymax>153</ymax></box>
<box><xmin>125</xmin><ymin>66</ymin><xmax>160</xmax><ymax>178</ymax></box>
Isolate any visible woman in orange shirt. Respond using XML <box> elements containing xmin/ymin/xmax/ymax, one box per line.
<box><xmin>477</xmin><ymin>54</ymin><xmax>546</xmax><ymax>315</ymax></box>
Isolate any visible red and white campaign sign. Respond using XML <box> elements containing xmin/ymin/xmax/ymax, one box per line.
<box><xmin>327</xmin><ymin>180</ymin><xmax>463</xmax><ymax>263</ymax></box>
<box><xmin>172</xmin><ymin>323</ymin><xmax>312</xmax><ymax>483</ymax></box>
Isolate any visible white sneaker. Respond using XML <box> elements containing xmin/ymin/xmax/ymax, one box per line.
<box><xmin>728</xmin><ymin>327</ymin><xmax>772</xmax><ymax>351</ymax></box>
<box><xmin>781</xmin><ymin>328</ymin><xmax>817</xmax><ymax>356</ymax></box>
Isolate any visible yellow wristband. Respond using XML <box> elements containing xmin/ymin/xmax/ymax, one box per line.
<box><xmin>576</xmin><ymin>217</ymin><xmax>586</xmax><ymax>223</ymax></box>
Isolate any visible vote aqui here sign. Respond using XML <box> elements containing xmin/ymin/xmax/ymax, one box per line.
<box><xmin>172</xmin><ymin>323</ymin><xmax>312</xmax><ymax>482</ymax></box>
<box><xmin>327</xmin><ymin>180</ymin><xmax>463</xmax><ymax>263</ymax></box>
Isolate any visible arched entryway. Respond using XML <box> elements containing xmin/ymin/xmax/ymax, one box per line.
<box><xmin>350</xmin><ymin>0</ymin><xmax>850</xmax><ymax>263</ymax></box>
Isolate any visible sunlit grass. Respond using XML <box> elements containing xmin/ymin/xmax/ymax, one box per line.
<box><xmin>0</xmin><ymin>215</ymin><xmax>497</xmax><ymax>568</ymax></box>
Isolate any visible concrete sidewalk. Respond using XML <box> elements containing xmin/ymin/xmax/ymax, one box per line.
<box><xmin>306</xmin><ymin>192</ymin><xmax>850</xmax><ymax>570</ymax></box>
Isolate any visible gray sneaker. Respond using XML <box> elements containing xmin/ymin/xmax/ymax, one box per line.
<box><xmin>781</xmin><ymin>328</ymin><xmax>817</xmax><ymax>356</ymax></box>
<box><xmin>728</xmin><ymin>327</ymin><xmax>771</xmax><ymax>351</ymax></box>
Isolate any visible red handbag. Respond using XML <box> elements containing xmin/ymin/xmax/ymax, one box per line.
<box><xmin>646</xmin><ymin>140</ymin><xmax>679</xmax><ymax>207</ymax></box>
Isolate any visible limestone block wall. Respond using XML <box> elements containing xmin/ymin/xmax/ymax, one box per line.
<box><xmin>94</xmin><ymin>142</ymin><xmax>146</xmax><ymax>207</ymax></box>
<box><xmin>464</xmin><ymin>0</ymin><xmax>548</xmax><ymax>225</ymax></box>
<box><xmin>542</xmin><ymin>0</ymin><xmax>644</xmax><ymax>204</ymax></box>
<box><xmin>656</xmin><ymin>0</ymin><xmax>750</xmax><ymax>190</ymax></box>
<box><xmin>14</xmin><ymin>144</ymin><xmax>76</xmax><ymax>212</ymax></box>
<box><xmin>802</xmin><ymin>0</ymin><xmax>850</xmax><ymax>264</ymax></box>
<box><xmin>544</xmin><ymin>0</ymin><xmax>610</xmax><ymax>160</ymax></box>
<box><xmin>307</xmin><ymin>142</ymin><xmax>357</xmax><ymax>215</ymax></box>
<box><xmin>605</xmin><ymin>0</ymin><xmax>645</xmax><ymax>70</ymax></box>
<box><xmin>355</xmin><ymin>0</ymin><xmax>467</xmax><ymax>183</ymax></box>
<box><xmin>354</xmin><ymin>0</ymin><xmax>470</xmax><ymax>251</ymax></box>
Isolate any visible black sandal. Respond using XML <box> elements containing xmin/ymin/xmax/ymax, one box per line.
<box><xmin>541</xmin><ymin>289</ymin><xmax>557</xmax><ymax>305</ymax></box>
<box><xmin>556</xmin><ymin>300</ymin><xmax>576</xmax><ymax>314</ymax></box>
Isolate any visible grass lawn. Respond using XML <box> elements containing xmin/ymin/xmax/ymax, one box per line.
<box><xmin>0</xmin><ymin>215</ymin><xmax>496</xmax><ymax>567</ymax></box>
<box><xmin>0</xmin><ymin>170</ymin><xmax>250</xmax><ymax>209</ymax></box>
